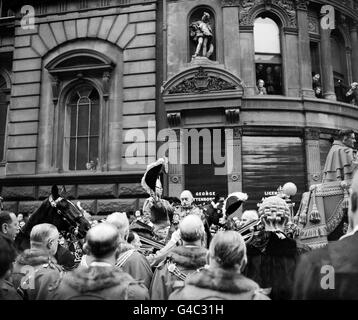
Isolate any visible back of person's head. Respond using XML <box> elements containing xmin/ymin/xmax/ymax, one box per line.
<box><xmin>84</xmin><ymin>223</ymin><xmax>119</xmax><ymax>259</ymax></box>
<box><xmin>106</xmin><ymin>212</ymin><xmax>129</xmax><ymax>240</ymax></box>
<box><xmin>30</xmin><ymin>223</ymin><xmax>59</xmax><ymax>255</ymax></box>
<box><xmin>0</xmin><ymin>236</ymin><xmax>16</xmax><ymax>279</ymax></box>
<box><xmin>179</xmin><ymin>214</ymin><xmax>205</xmax><ymax>243</ymax></box>
<box><xmin>208</xmin><ymin>231</ymin><xmax>247</xmax><ymax>271</ymax></box>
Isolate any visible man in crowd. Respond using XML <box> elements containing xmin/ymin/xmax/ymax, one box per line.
<box><xmin>244</xmin><ymin>196</ymin><xmax>305</xmax><ymax>300</ymax></box>
<box><xmin>293</xmin><ymin>171</ymin><xmax>358</xmax><ymax>299</ymax></box>
<box><xmin>0</xmin><ymin>211</ymin><xmax>20</xmax><ymax>244</ymax></box>
<box><xmin>50</xmin><ymin>223</ymin><xmax>149</xmax><ymax>300</ymax></box>
<box><xmin>169</xmin><ymin>231</ymin><xmax>269</xmax><ymax>300</ymax></box>
<box><xmin>107</xmin><ymin>212</ymin><xmax>153</xmax><ymax>289</ymax></box>
<box><xmin>322</xmin><ymin>129</ymin><xmax>357</xmax><ymax>183</ymax></box>
<box><xmin>0</xmin><ymin>236</ymin><xmax>22</xmax><ymax>300</ymax></box>
<box><xmin>150</xmin><ymin>215</ymin><xmax>207</xmax><ymax>300</ymax></box>
<box><xmin>12</xmin><ymin>223</ymin><xmax>63</xmax><ymax>300</ymax></box>
<box><xmin>80</xmin><ymin>212</ymin><xmax>153</xmax><ymax>289</ymax></box>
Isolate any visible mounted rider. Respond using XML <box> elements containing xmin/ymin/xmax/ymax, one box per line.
<box><xmin>140</xmin><ymin>158</ymin><xmax>173</xmax><ymax>243</ymax></box>
<box><xmin>322</xmin><ymin>129</ymin><xmax>358</xmax><ymax>183</ymax></box>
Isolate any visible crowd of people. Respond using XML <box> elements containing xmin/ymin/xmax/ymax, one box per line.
<box><xmin>1</xmin><ymin>129</ymin><xmax>358</xmax><ymax>300</ymax></box>
<box><xmin>0</xmin><ymin>176</ymin><xmax>357</xmax><ymax>300</ymax></box>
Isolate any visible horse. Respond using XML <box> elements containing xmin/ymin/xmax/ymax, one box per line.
<box><xmin>294</xmin><ymin>180</ymin><xmax>350</xmax><ymax>249</ymax></box>
<box><xmin>15</xmin><ymin>185</ymin><xmax>91</xmax><ymax>269</ymax></box>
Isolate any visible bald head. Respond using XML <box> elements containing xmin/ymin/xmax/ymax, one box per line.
<box><xmin>85</xmin><ymin>223</ymin><xmax>119</xmax><ymax>259</ymax></box>
<box><xmin>180</xmin><ymin>190</ymin><xmax>194</xmax><ymax>207</ymax></box>
<box><xmin>179</xmin><ymin>214</ymin><xmax>204</xmax><ymax>243</ymax></box>
<box><xmin>106</xmin><ymin>212</ymin><xmax>129</xmax><ymax>239</ymax></box>
<box><xmin>30</xmin><ymin>223</ymin><xmax>59</xmax><ymax>256</ymax></box>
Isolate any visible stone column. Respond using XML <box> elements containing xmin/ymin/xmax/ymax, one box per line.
<box><xmin>222</xmin><ymin>4</ymin><xmax>241</xmax><ymax>77</ymax></box>
<box><xmin>240</xmin><ymin>26</ymin><xmax>256</xmax><ymax>96</ymax></box>
<box><xmin>226</xmin><ymin>127</ymin><xmax>243</xmax><ymax>196</ymax></box>
<box><xmin>296</xmin><ymin>2</ymin><xmax>315</xmax><ymax>97</ymax></box>
<box><xmin>350</xmin><ymin>23</ymin><xmax>358</xmax><ymax>82</ymax></box>
<box><xmin>167</xmin><ymin>125</ymin><xmax>184</xmax><ymax>197</ymax></box>
<box><xmin>305</xmin><ymin>129</ymin><xmax>322</xmax><ymax>187</ymax></box>
<box><xmin>320</xmin><ymin>28</ymin><xmax>336</xmax><ymax>100</ymax></box>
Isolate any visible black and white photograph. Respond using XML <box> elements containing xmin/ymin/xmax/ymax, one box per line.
<box><xmin>0</xmin><ymin>0</ymin><xmax>358</xmax><ymax>311</ymax></box>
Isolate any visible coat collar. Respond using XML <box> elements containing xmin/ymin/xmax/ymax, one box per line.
<box><xmin>187</xmin><ymin>266</ymin><xmax>261</xmax><ymax>294</ymax></box>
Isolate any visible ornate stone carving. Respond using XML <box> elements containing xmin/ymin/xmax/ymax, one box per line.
<box><xmin>308</xmin><ymin>11</ymin><xmax>319</xmax><ymax>34</ymax></box>
<box><xmin>102</xmin><ymin>71</ymin><xmax>111</xmax><ymax>100</ymax></box>
<box><xmin>221</xmin><ymin>0</ymin><xmax>240</xmax><ymax>7</ymax></box>
<box><xmin>170</xmin><ymin>175</ymin><xmax>180</xmax><ymax>184</ymax></box>
<box><xmin>230</xmin><ymin>174</ymin><xmax>241</xmax><ymax>182</ymax></box>
<box><xmin>225</xmin><ymin>108</ymin><xmax>240</xmax><ymax>124</ymax></box>
<box><xmin>311</xmin><ymin>173</ymin><xmax>321</xmax><ymax>181</ymax></box>
<box><xmin>51</xmin><ymin>75</ymin><xmax>61</xmax><ymax>104</ymax></box>
<box><xmin>295</xmin><ymin>0</ymin><xmax>308</xmax><ymax>11</ymax></box>
<box><xmin>239</xmin><ymin>0</ymin><xmax>297</xmax><ymax>28</ymax></box>
<box><xmin>168</xmin><ymin>67</ymin><xmax>237</xmax><ymax>94</ymax></box>
<box><xmin>167</xmin><ymin>112</ymin><xmax>181</xmax><ymax>127</ymax></box>
<box><xmin>305</xmin><ymin>128</ymin><xmax>320</xmax><ymax>140</ymax></box>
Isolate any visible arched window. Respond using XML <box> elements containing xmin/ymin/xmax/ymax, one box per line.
<box><xmin>0</xmin><ymin>74</ymin><xmax>9</xmax><ymax>162</ymax></box>
<box><xmin>254</xmin><ymin>16</ymin><xmax>283</xmax><ymax>95</ymax></box>
<box><xmin>63</xmin><ymin>84</ymin><xmax>100</xmax><ymax>171</ymax></box>
<box><xmin>331</xmin><ymin>31</ymin><xmax>349</xmax><ymax>102</ymax></box>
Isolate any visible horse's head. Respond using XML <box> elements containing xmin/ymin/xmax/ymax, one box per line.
<box><xmin>53</xmin><ymin>197</ymin><xmax>91</xmax><ymax>239</ymax></box>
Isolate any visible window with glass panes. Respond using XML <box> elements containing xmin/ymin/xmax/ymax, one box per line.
<box><xmin>254</xmin><ymin>16</ymin><xmax>283</xmax><ymax>95</ymax></box>
<box><xmin>64</xmin><ymin>84</ymin><xmax>100</xmax><ymax>171</ymax></box>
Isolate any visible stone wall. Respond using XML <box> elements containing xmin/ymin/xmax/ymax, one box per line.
<box><xmin>1</xmin><ymin>182</ymin><xmax>148</xmax><ymax>215</ymax></box>
<box><xmin>7</xmin><ymin>2</ymin><xmax>157</xmax><ymax>176</ymax></box>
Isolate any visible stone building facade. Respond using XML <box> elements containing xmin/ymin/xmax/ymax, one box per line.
<box><xmin>0</xmin><ymin>0</ymin><xmax>358</xmax><ymax>215</ymax></box>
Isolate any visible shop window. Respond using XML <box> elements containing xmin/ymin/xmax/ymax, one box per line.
<box><xmin>242</xmin><ymin>136</ymin><xmax>306</xmax><ymax>211</ymax></box>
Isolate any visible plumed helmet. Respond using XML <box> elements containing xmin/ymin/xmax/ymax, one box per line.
<box><xmin>223</xmin><ymin>192</ymin><xmax>248</xmax><ymax>217</ymax></box>
<box><xmin>141</xmin><ymin>158</ymin><xmax>168</xmax><ymax>198</ymax></box>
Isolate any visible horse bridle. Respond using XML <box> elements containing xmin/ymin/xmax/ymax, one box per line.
<box><xmin>49</xmin><ymin>195</ymin><xmax>84</xmax><ymax>236</ymax></box>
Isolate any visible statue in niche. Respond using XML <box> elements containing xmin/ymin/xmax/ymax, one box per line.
<box><xmin>189</xmin><ymin>12</ymin><xmax>214</xmax><ymax>60</ymax></box>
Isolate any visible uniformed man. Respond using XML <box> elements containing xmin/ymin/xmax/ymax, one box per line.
<box><xmin>150</xmin><ymin>215</ymin><xmax>207</xmax><ymax>300</ymax></box>
<box><xmin>12</xmin><ymin>223</ymin><xmax>63</xmax><ymax>300</ymax></box>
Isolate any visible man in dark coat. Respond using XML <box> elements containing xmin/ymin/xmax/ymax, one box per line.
<box><xmin>150</xmin><ymin>215</ymin><xmax>207</xmax><ymax>300</ymax></box>
<box><xmin>50</xmin><ymin>223</ymin><xmax>149</xmax><ymax>300</ymax></box>
<box><xmin>0</xmin><ymin>236</ymin><xmax>22</xmax><ymax>300</ymax></box>
<box><xmin>243</xmin><ymin>196</ymin><xmax>309</xmax><ymax>300</ymax></box>
<box><xmin>12</xmin><ymin>223</ymin><xmax>63</xmax><ymax>300</ymax></box>
<box><xmin>169</xmin><ymin>231</ymin><xmax>269</xmax><ymax>300</ymax></box>
<box><xmin>293</xmin><ymin>171</ymin><xmax>358</xmax><ymax>300</ymax></box>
